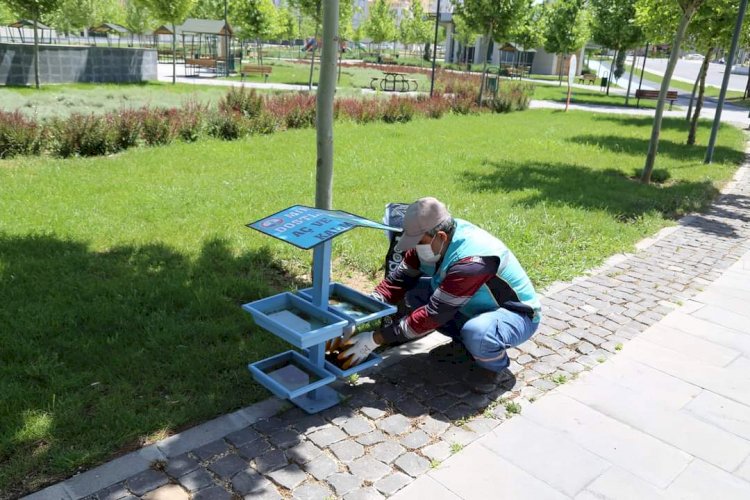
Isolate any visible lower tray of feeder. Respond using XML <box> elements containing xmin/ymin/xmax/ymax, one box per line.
<box><xmin>325</xmin><ymin>351</ymin><xmax>382</xmax><ymax>378</ymax></box>
<box><xmin>248</xmin><ymin>350</ymin><xmax>335</xmax><ymax>400</ymax></box>
<box><xmin>297</xmin><ymin>283</ymin><xmax>397</xmax><ymax>325</ymax></box>
<box><xmin>242</xmin><ymin>292</ymin><xmax>349</xmax><ymax>349</ymax></box>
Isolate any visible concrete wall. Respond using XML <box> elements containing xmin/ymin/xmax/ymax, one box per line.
<box><xmin>0</xmin><ymin>43</ymin><xmax>157</xmax><ymax>85</ymax></box>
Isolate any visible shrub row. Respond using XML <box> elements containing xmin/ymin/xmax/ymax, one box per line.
<box><xmin>0</xmin><ymin>83</ymin><xmax>533</xmax><ymax>160</ymax></box>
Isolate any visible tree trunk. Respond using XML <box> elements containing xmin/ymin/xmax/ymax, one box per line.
<box><xmin>642</xmin><ymin>8</ymin><xmax>695</xmax><ymax>184</ymax></box>
<box><xmin>171</xmin><ymin>22</ymin><xmax>176</xmax><ymax>84</ymax></box>
<box><xmin>744</xmin><ymin>64</ymin><xmax>750</xmax><ymax>99</ymax></box>
<box><xmin>606</xmin><ymin>48</ymin><xmax>618</xmax><ymax>95</ymax></box>
<box><xmin>477</xmin><ymin>33</ymin><xmax>491</xmax><ymax>105</ymax></box>
<box><xmin>687</xmin><ymin>47</ymin><xmax>713</xmax><ymax>145</ymax></box>
<box><xmin>625</xmin><ymin>49</ymin><xmax>636</xmax><ymax>106</ymax></box>
<box><xmin>687</xmin><ymin>70</ymin><xmax>700</xmax><ymax>121</ymax></box>
<box><xmin>558</xmin><ymin>54</ymin><xmax>563</xmax><ymax>86</ymax></box>
<box><xmin>337</xmin><ymin>43</ymin><xmax>342</xmax><ymax>83</ymax></box>
<box><xmin>308</xmin><ymin>23</ymin><xmax>320</xmax><ymax>90</ymax></box>
<box><xmin>317</xmin><ymin>0</ymin><xmax>339</xmax><ymax>210</ymax></box>
<box><xmin>33</xmin><ymin>15</ymin><xmax>40</xmax><ymax>89</ymax></box>
<box><xmin>257</xmin><ymin>39</ymin><xmax>263</xmax><ymax>66</ymax></box>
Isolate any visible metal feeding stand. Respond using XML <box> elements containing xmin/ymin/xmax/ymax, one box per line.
<box><xmin>243</xmin><ymin>205</ymin><xmax>400</xmax><ymax>414</ymax></box>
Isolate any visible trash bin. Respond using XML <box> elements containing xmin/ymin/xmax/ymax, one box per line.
<box><xmin>600</xmin><ymin>77</ymin><xmax>608</xmax><ymax>89</ymax></box>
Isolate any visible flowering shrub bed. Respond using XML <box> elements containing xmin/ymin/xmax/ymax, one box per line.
<box><xmin>0</xmin><ymin>82</ymin><xmax>533</xmax><ymax>160</ymax></box>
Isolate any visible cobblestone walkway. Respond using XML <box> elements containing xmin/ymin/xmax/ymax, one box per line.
<box><xmin>29</xmin><ymin>164</ymin><xmax>750</xmax><ymax>500</ymax></box>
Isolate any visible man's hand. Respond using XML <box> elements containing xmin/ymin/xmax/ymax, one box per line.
<box><xmin>326</xmin><ymin>322</ymin><xmax>356</xmax><ymax>353</ymax></box>
<box><xmin>337</xmin><ymin>331</ymin><xmax>380</xmax><ymax>370</ymax></box>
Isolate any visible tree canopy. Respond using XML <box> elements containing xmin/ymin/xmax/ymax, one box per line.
<box><xmin>365</xmin><ymin>0</ymin><xmax>397</xmax><ymax>45</ymax></box>
<box><xmin>590</xmin><ymin>0</ymin><xmax>642</xmax><ymax>52</ymax></box>
<box><xmin>542</xmin><ymin>0</ymin><xmax>590</xmax><ymax>56</ymax></box>
<box><xmin>454</xmin><ymin>0</ymin><xmax>526</xmax><ymax>45</ymax></box>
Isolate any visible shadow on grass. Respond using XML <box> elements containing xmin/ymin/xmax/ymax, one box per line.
<box><xmin>0</xmin><ymin>234</ymin><xmax>307</xmax><ymax>497</ymax></box>
<box><xmin>567</xmin><ymin>134</ymin><xmax>744</xmax><ymax>164</ymax></box>
<box><xmin>588</xmin><ymin>114</ymin><xmax>740</xmax><ymax>135</ymax></box>
<box><xmin>459</xmin><ymin>160</ymin><xmax>744</xmax><ymax>237</ymax></box>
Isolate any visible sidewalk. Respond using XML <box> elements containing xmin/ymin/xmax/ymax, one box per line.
<box><xmin>394</xmin><ymin>248</ymin><xmax>750</xmax><ymax>500</ymax></box>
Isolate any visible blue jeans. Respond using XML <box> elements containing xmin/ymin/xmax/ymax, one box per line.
<box><xmin>406</xmin><ymin>278</ymin><xmax>538</xmax><ymax>372</ymax></box>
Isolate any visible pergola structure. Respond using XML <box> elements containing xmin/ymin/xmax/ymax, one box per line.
<box><xmin>89</xmin><ymin>23</ymin><xmax>131</xmax><ymax>47</ymax></box>
<box><xmin>7</xmin><ymin>19</ymin><xmax>52</xmax><ymax>44</ymax></box>
<box><xmin>154</xmin><ymin>18</ymin><xmax>233</xmax><ymax>62</ymax></box>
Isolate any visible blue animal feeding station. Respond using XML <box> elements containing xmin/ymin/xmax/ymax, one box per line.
<box><xmin>243</xmin><ymin>205</ymin><xmax>400</xmax><ymax>414</ymax></box>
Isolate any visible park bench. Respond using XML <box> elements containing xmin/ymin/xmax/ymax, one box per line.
<box><xmin>578</xmin><ymin>73</ymin><xmax>596</xmax><ymax>84</ymax></box>
<box><xmin>240</xmin><ymin>65</ymin><xmax>273</xmax><ymax>83</ymax></box>
<box><xmin>635</xmin><ymin>89</ymin><xmax>679</xmax><ymax>110</ymax></box>
<box><xmin>185</xmin><ymin>57</ymin><xmax>218</xmax><ymax>77</ymax></box>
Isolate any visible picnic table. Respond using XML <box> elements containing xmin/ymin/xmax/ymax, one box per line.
<box><xmin>370</xmin><ymin>72</ymin><xmax>418</xmax><ymax>92</ymax></box>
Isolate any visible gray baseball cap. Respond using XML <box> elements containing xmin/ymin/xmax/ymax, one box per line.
<box><xmin>394</xmin><ymin>197</ymin><xmax>451</xmax><ymax>252</ymax></box>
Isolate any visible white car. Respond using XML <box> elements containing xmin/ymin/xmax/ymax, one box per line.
<box><xmin>684</xmin><ymin>53</ymin><xmax>703</xmax><ymax>60</ymax></box>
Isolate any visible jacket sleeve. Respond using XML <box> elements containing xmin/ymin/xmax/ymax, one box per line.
<box><xmin>380</xmin><ymin>256</ymin><xmax>499</xmax><ymax>344</ymax></box>
<box><xmin>371</xmin><ymin>249</ymin><xmax>422</xmax><ymax>305</ymax></box>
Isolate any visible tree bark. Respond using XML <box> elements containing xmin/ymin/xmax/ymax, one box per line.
<box><xmin>625</xmin><ymin>49</ymin><xmax>636</xmax><ymax>106</ymax></box>
<box><xmin>642</xmin><ymin>8</ymin><xmax>695</xmax><ymax>184</ymax></box>
<box><xmin>316</xmin><ymin>0</ymin><xmax>338</xmax><ymax>210</ymax></box>
<box><xmin>171</xmin><ymin>22</ymin><xmax>176</xmax><ymax>84</ymax></box>
<box><xmin>33</xmin><ymin>15</ymin><xmax>40</xmax><ymax>89</ymax></box>
<box><xmin>687</xmin><ymin>69</ymin><xmax>700</xmax><ymax>121</ymax></box>
<box><xmin>687</xmin><ymin>47</ymin><xmax>713</xmax><ymax>145</ymax></box>
<box><xmin>308</xmin><ymin>23</ymin><xmax>319</xmax><ymax>90</ymax></box>
<box><xmin>606</xmin><ymin>48</ymin><xmax>618</xmax><ymax>96</ymax></box>
<box><xmin>477</xmin><ymin>32</ymin><xmax>491</xmax><ymax>105</ymax></box>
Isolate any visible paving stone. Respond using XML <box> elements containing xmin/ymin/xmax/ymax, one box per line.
<box><xmin>399</xmin><ymin>429</ymin><xmax>430</xmax><ymax>450</ymax></box>
<box><xmin>341</xmin><ymin>416</ymin><xmax>374</xmax><ymax>437</ymax></box>
<box><xmin>520</xmin><ymin>386</ymin><xmax>544</xmax><ymax>401</ymax></box>
<box><xmin>348</xmin><ymin>457</ymin><xmax>392</xmax><ymax>482</ymax></box>
<box><xmin>428</xmin><ymin>395</ymin><xmax>456</xmax><ymax>414</ymax></box>
<box><xmin>226</xmin><ymin>427</ymin><xmax>262</xmax><ymax>448</ymax></box>
<box><xmin>355</xmin><ymin>430</ymin><xmax>387</xmax><ymax>445</ymax></box>
<box><xmin>303</xmin><ymin>453</ymin><xmax>338</xmax><ymax>480</ymax></box>
<box><xmin>531</xmin><ymin>378</ymin><xmax>558</xmax><ymax>391</ymax></box>
<box><xmin>322</xmin><ymin>405</ymin><xmax>355</xmax><ymax>426</ymax></box>
<box><xmin>418</xmin><ymin>415</ymin><xmax>450</xmax><ymax>436</ymax></box>
<box><xmin>374</xmin><ymin>471</ymin><xmax>412</xmax><ymax>496</ymax></box>
<box><xmin>377</xmin><ymin>414</ymin><xmax>412</xmax><ymax>436</ymax></box>
<box><xmin>330</xmin><ymin>439</ymin><xmax>365</xmax><ymax>462</ymax></box>
<box><xmin>255</xmin><ymin>449</ymin><xmax>288</xmax><ymax>474</ymax></box>
<box><xmin>126</xmin><ymin>469</ymin><xmax>169</xmax><ymax>496</ymax></box>
<box><xmin>178</xmin><ymin>467</ymin><xmax>214</xmax><ymax>492</ymax></box>
<box><xmin>421</xmin><ymin>441</ymin><xmax>452</xmax><ymax>462</ymax></box>
<box><xmin>192</xmin><ymin>486</ymin><xmax>232</xmax><ymax>500</ymax></box>
<box><xmin>267</xmin><ymin>464</ymin><xmax>307</xmax><ymax>490</ymax></box>
<box><xmin>237</xmin><ymin>439</ymin><xmax>272</xmax><ymax>461</ymax></box>
<box><xmin>369</xmin><ymin>440</ymin><xmax>406</xmax><ymax>464</ymax></box>
<box><xmin>327</xmin><ymin>472</ymin><xmax>363</xmax><ymax>497</ymax></box>
<box><xmin>516</xmin><ymin>354</ymin><xmax>533</xmax><ymax>365</ymax></box>
<box><xmin>374</xmin><ymin>383</ymin><xmax>408</xmax><ymax>402</ymax></box>
<box><xmin>307</xmin><ymin>426</ymin><xmax>347</xmax><ymax>447</ymax></box>
<box><xmin>463</xmin><ymin>393</ymin><xmax>491</xmax><ymax>411</ymax></box>
<box><xmin>292</xmin><ymin>414</ymin><xmax>329</xmax><ymax>434</ymax></box>
<box><xmin>267</xmin><ymin>428</ymin><xmax>302</xmax><ymax>449</ymax></box>
<box><xmin>292</xmin><ymin>483</ymin><xmax>333</xmax><ymax>500</ymax></box>
<box><xmin>287</xmin><ymin>441</ymin><xmax>322</xmax><ymax>465</ymax></box>
<box><xmin>344</xmin><ymin>487</ymin><xmax>385</xmax><ymax>500</ymax></box>
<box><xmin>665</xmin><ymin>459</ymin><xmax>750</xmax><ymax>499</ymax></box>
<box><xmin>445</xmin><ymin>403</ymin><xmax>473</xmax><ymax>421</ymax></box>
<box><xmin>192</xmin><ymin>439</ymin><xmax>230</xmax><ymax>461</ymax></box>
<box><xmin>395</xmin><ymin>452</ymin><xmax>430</xmax><ymax>477</ymax></box>
<box><xmin>164</xmin><ymin>454</ymin><xmax>200</xmax><ymax>478</ymax></box>
<box><xmin>142</xmin><ymin>484</ymin><xmax>189</xmax><ymax>500</ymax></box>
<box><xmin>464</xmin><ymin>417</ymin><xmax>498</xmax><ymax>435</ymax></box>
<box><xmin>395</xmin><ymin>398</ymin><xmax>429</xmax><ymax>416</ymax></box>
<box><xmin>360</xmin><ymin>402</ymin><xmax>388</xmax><ymax>420</ymax></box>
<box><xmin>531</xmin><ymin>361</ymin><xmax>556</xmax><ymax>375</ymax></box>
<box><xmin>94</xmin><ymin>483</ymin><xmax>129</xmax><ymax>500</ymax></box>
<box><xmin>254</xmin><ymin>417</ymin><xmax>286</xmax><ymax>435</ymax></box>
<box><xmin>231</xmin><ymin>469</ymin><xmax>275</xmax><ymax>495</ymax></box>
<box><xmin>560</xmin><ymin>361</ymin><xmax>585</xmax><ymax>374</ymax></box>
<box><xmin>443</xmin><ymin>382</ymin><xmax>471</xmax><ymax>398</ymax></box>
<box><xmin>208</xmin><ymin>453</ymin><xmax>247</xmax><ymax>480</ymax></box>
<box><xmin>442</xmin><ymin>425</ymin><xmax>479</xmax><ymax>446</ymax></box>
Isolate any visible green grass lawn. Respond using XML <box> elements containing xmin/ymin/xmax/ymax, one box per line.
<box><xmin>0</xmin><ymin>110</ymin><xmax>745</xmax><ymax>496</ymax></box>
<box><xmin>532</xmin><ymin>82</ymin><xmax>659</xmax><ymax>109</ymax></box>
<box><xmin>0</xmin><ymin>82</ymin><xmax>235</xmax><ymax>119</ymax></box>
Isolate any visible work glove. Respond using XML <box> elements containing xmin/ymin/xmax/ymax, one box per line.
<box><xmin>337</xmin><ymin>331</ymin><xmax>379</xmax><ymax>370</ymax></box>
<box><xmin>326</xmin><ymin>322</ymin><xmax>356</xmax><ymax>353</ymax></box>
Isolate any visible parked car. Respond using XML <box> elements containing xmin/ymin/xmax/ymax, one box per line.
<box><xmin>684</xmin><ymin>53</ymin><xmax>703</xmax><ymax>60</ymax></box>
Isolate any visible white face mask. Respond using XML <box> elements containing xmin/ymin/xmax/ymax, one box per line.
<box><xmin>416</xmin><ymin>234</ymin><xmax>444</xmax><ymax>264</ymax></box>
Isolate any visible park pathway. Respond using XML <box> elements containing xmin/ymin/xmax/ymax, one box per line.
<box><xmin>24</xmin><ymin>109</ymin><xmax>750</xmax><ymax>500</ymax></box>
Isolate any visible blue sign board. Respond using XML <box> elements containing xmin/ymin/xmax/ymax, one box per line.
<box><xmin>248</xmin><ymin>205</ymin><xmax>402</xmax><ymax>249</ymax></box>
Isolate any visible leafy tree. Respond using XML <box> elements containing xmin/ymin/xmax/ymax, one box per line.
<box><xmin>0</xmin><ymin>3</ymin><xmax>17</xmax><ymax>24</ymax></box>
<box><xmin>276</xmin><ymin>6</ymin><xmax>299</xmax><ymax>42</ymax></box>
<box><xmin>590</xmin><ymin>0</ymin><xmax>643</xmax><ymax>94</ymax></box>
<box><xmin>232</xmin><ymin>0</ymin><xmax>278</xmax><ymax>66</ymax></box>
<box><xmin>137</xmin><ymin>0</ymin><xmax>196</xmax><ymax>84</ymax></box>
<box><xmin>2</xmin><ymin>0</ymin><xmax>63</xmax><ymax>88</ymax></box>
<box><xmin>188</xmin><ymin>0</ymin><xmax>225</xmax><ymax>19</ymax></box>
<box><xmin>636</xmin><ymin>0</ymin><xmax>704</xmax><ymax>184</ymax></box>
<box><xmin>543</xmin><ymin>0</ymin><xmax>590</xmax><ymax>86</ymax></box>
<box><xmin>400</xmin><ymin>0</ymin><xmax>431</xmax><ymax>57</ymax></box>
<box><xmin>365</xmin><ymin>0</ymin><xmax>397</xmax><ymax>55</ymax></box>
<box><xmin>289</xmin><ymin>0</ymin><xmax>322</xmax><ymax>88</ymax></box>
<box><xmin>124</xmin><ymin>0</ymin><xmax>154</xmax><ymax>35</ymax></box>
<box><xmin>452</xmin><ymin>13</ymin><xmax>478</xmax><ymax>68</ymax></box>
<box><xmin>510</xmin><ymin>0</ymin><xmax>545</xmax><ymax>68</ymax></box>
<box><xmin>51</xmin><ymin>0</ymin><xmax>124</xmax><ymax>36</ymax></box>
<box><xmin>455</xmin><ymin>0</ymin><xmax>526</xmax><ymax>102</ymax></box>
